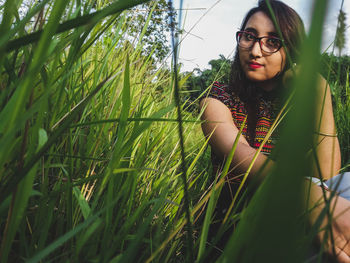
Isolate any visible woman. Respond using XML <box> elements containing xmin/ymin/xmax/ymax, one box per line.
<box><xmin>199</xmin><ymin>0</ymin><xmax>350</xmax><ymax>262</ymax></box>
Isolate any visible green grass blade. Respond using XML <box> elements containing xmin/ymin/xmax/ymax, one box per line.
<box><xmin>26</xmin><ymin>210</ymin><xmax>101</xmax><ymax>263</ymax></box>
<box><xmin>0</xmin><ymin>0</ymin><xmax>69</xmax><ymax>138</ymax></box>
<box><xmin>196</xmin><ymin>117</ymin><xmax>246</xmax><ymax>262</ymax></box>
<box><xmin>0</xmin><ymin>73</ymin><xmax>116</xmax><ymax>201</ymax></box>
<box><xmin>5</xmin><ymin>0</ymin><xmax>151</xmax><ymax>52</ymax></box>
<box><xmin>0</xmin><ymin>164</ymin><xmax>37</xmax><ymax>262</ymax></box>
<box><xmin>73</xmin><ymin>186</ymin><xmax>91</xmax><ymax>220</ymax></box>
<box><xmin>99</xmin><ymin>55</ymin><xmax>131</xmax><ymax>194</ymax></box>
<box><xmin>70</xmin><ymin>117</ymin><xmax>201</xmax><ymax>127</ymax></box>
<box><xmin>0</xmin><ymin>0</ymin><xmax>50</xmax><ymax>49</ymax></box>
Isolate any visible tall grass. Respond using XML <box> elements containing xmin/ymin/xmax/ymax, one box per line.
<box><xmin>0</xmin><ymin>0</ymin><xmax>349</xmax><ymax>262</ymax></box>
<box><xmin>0</xmin><ymin>0</ymin><xmax>207</xmax><ymax>262</ymax></box>
<box><xmin>331</xmin><ymin>80</ymin><xmax>350</xmax><ymax>171</ymax></box>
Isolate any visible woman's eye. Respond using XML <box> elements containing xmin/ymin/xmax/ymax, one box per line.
<box><xmin>244</xmin><ymin>33</ymin><xmax>255</xmax><ymax>41</ymax></box>
<box><xmin>266</xmin><ymin>38</ymin><xmax>280</xmax><ymax>47</ymax></box>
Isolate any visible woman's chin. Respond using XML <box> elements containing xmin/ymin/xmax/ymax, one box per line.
<box><xmin>246</xmin><ymin>74</ymin><xmax>268</xmax><ymax>83</ymax></box>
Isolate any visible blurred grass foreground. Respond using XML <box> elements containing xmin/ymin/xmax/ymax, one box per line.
<box><xmin>0</xmin><ymin>0</ymin><xmax>349</xmax><ymax>262</ymax></box>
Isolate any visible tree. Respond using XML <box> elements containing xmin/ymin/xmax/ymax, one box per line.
<box><xmin>181</xmin><ymin>55</ymin><xmax>231</xmax><ymax>111</ymax></box>
<box><xmin>185</xmin><ymin>54</ymin><xmax>231</xmax><ymax>94</ymax></box>
<box><xmin>125</xmin><ymin>0</ymin><xmax>178</xmax><ymax>63</ymax></box>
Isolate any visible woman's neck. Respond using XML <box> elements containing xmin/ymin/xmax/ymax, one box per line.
<box><xmin>257</xmin><ymin>79</ymin><xmax>278</xmax><ymax>92</ymax></box>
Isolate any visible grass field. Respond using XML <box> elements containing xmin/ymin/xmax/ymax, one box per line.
<box><xmin>0</xmin><ymin>0</ymin><xmax>349</xmax><ymax>262</ymax></box>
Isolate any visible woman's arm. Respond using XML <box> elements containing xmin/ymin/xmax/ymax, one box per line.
<box><xmin>313</xmin><ymin>75</ymin><xmax>341</xmax><ymax>180</ymax></box>
<box><xmin>309</xmin><ymin>76</ymin><xmax>349</xmax><ymax>262</ymax></box>
<box><xmin>283</xmin><ymin>73</ymin><xmax>347</xmax><ymax>261</ymax></box>
<box><xmin>199</xmin><ymin>97</ymin><xmax>272</xmax><ymax>180</ymax></box>
<box><xmin>284</xmin><ymin>69</ymin><xmax>341</xmax><ymax>180</ymax></box>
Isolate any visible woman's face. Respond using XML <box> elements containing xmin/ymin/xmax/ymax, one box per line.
<box><xmin>239</xmin><ymin>11</ymin><xmax>286</xmax><ymax>91</ymax></box>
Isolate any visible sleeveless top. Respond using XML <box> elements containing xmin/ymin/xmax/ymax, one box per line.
<box><xmin>207</xmin><ymin>82</ymin><xmax>282</xmax><ymax>180</ymax></box>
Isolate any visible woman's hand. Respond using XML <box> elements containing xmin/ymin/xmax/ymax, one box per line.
<box><xmin>326</xmin><ymin>195</ymin><xmax>350</xmax><ymax>263</ymax></box>
<box><xmin>309</xmin><ymin>184</ymin><xmax>350</xmax><ymax>262</ymax></box>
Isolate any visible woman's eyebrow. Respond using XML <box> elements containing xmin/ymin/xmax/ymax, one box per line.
<box><xmin>244</xmin><ymin>27</ymin><xmax>257</xmax><ymax>34</ymax></box>
<box><xmin>244</xmin><ymin>28</ymin><xmax>278</xmax><ymax>37</ymax></box>
<box><xmin>268</xmin><ymin>32</ymin><xmax>279</xmax><ymax>37</ymax></box>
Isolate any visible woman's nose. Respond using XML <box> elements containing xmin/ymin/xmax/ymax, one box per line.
<box><xmin>250</xmin><ymin>40</ymin><xmax>262</xmax><ymax>57</ymax></box>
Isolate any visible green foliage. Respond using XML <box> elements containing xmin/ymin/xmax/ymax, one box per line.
<box><xmin>182</xmin><ymin>54</ymin><xmax>231</xmax><ymax>112</ymax></box>
<box><xmin>320</xmin><ymin>53</ymin><xmax>350</xmax><ymax>167</ymax></box>
<box><xmin>320</xmin><ymin>53</ymin><xmax>350</xmax><ymax>86</ymax></box>
<box><xmin>330</xmin><ymin>81</ymin><xmax>350</xmax><ymax>169</ymax></box>
<box><xmin>185</xmin><ymin>54</ymin><xmax>231</xmax><ymax>93</ymax></box>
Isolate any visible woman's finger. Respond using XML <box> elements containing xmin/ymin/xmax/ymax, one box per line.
<box><xmin>334</xmin><ymin>247</ymin><xmax>350</xmax><ymax>263</ymax></box>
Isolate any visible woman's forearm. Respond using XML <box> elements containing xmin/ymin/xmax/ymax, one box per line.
<box><xmin>226</xmin><ymin>142</ymin><xmax>274</xmax><ymax>182</ymax></box>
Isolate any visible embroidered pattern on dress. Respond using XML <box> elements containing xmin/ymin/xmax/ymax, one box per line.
<box><xmin>207</xmin><ymin>82</ymin><xmax>280</xmax><ymax>154</ymax></box>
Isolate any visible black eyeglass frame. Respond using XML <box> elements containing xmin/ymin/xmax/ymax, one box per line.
<box><xmin>236</xmin><ymin>31</ymin><xmax>284</xmax><ymax>54</ymax></box>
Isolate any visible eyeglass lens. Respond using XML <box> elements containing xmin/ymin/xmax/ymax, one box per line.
<box><xmin>237</xmin><ymin>32</ymin><xmax>281</xmax><ymax>53</ymax></box>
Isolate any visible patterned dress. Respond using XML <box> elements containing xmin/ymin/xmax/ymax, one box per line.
<box><xmin>202</xmin><ymin>82</ymin><xmax>284</xmax><ymax>257</ymax></box>
<box><xmin>207</xmin><ymin>82</ymin><xmax>282</xmax><ymax>180</ymax></box>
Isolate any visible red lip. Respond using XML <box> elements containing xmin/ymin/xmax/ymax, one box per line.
<box><xmin>248</xmin><ymin>62</ymin><xmax>263</xmax><ymax>69</ymax></box>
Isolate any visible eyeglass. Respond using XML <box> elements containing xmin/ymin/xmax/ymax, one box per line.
<box><xmin>236</xmin><ymin>31</ymin><xmax>283</xmax><ymax>54</ymax></box>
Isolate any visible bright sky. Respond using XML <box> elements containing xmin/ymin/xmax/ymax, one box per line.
<box><xmin>173</xmin><ymin>0</ymin><xmax>350</xmax><ymax>72</ymax></box>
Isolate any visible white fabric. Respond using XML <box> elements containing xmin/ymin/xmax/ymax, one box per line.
<box><xmin>325</xmin><ymin>172</ymin><xmax>350</xmax><ymax>201</ymax></box>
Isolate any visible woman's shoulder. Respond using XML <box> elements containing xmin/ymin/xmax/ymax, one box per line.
<box><xmin>211</xmin><ymin>81</ymin><xmax>229</xmax><ymax>93</ymax></box>
<box><xmin>207</xmin><ymin>82</ymin><xmax>240</xmax><ymax>102</ymax></box>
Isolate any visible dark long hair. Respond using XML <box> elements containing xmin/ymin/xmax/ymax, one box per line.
<box><xmin>228</xmin><ymin>0</ymin><xmax>306</xmax><ymax>144</ymax></box>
